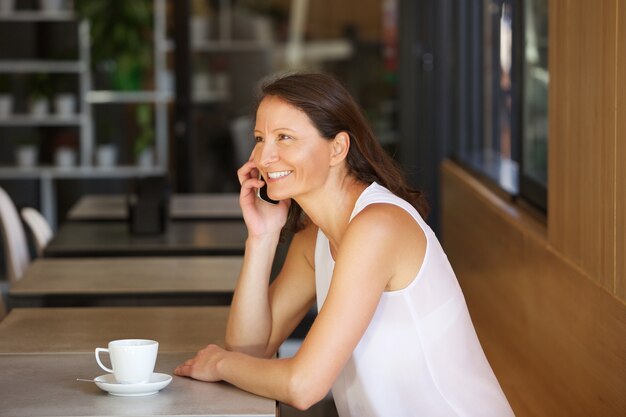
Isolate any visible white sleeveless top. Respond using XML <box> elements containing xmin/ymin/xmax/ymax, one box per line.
<box><xmin>314</xmin><ymin>183</ymin><xmax>515</xmax><ymax>417</ymax></box>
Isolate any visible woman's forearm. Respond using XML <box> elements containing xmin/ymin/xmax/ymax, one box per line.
<box><xmin>225</xmin><ymin>234</ymin><xmax>280</xmax><ymax>356</ymax></box>
<box><xmin>215</xmin><ymin>350</ymin><xmax>326</xmax><ymax>411</ymax></box>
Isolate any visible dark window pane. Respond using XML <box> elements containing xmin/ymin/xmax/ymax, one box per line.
<box><xmin>522</xmin><ymin>0</ymin><xmax>548</xmax><ymax>188</ymax></box>
<box><xmin>448</xmin><ymin>0</ymin><xmax>547</xmax><ymax>209</ymax></box>
<box><xmin>463</xmin><ymin>0</ymin><xmax>518</xmax><ymax>195</ymax></box>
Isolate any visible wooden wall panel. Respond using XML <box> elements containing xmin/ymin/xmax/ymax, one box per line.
<box><xmin>548</xmin><ymin>0</ymin><xmax>617</xmax><ymax>291</ymax></box>
<box><xmin>525</xmin><ymin>240</ymin><xmax>626</xmax><ymax>415</ymax></box>
<box><xmin>442</xmin><ymin>161</ymin><xmax>626</xmax><ymax>416</ymax></box>
<box><xmin>442</xmin><ymin>165</ymin><xmax>550</xmax><ymax>416</ymax></box>
<box><xmin>616</xmin><ymin>0</ymin><xmax>626</xmax><ymax>301</ymax></box>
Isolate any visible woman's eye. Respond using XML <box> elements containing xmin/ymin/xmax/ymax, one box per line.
<box><xmin>254</xmin><ymin>136</ymin><xmax>263</xmax><ymax>143</ymax></box>
<box><xmin>278</xmin><ymin>134</ymin><xmax>292</xmax><ymax>141</ymax></box>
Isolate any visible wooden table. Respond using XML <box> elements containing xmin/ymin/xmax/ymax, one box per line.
<box><xmin>0</xmin><ymin>306</ymin><xmax>230</xmax><ymax>354</ymax></box>
<box><xmin>0</xmin><ymin>306</ymin><xmax>277</xmax><ymax>416</ymax></box>
<box><xmin>8</xmin><ymin>257</ymin><xmax>242</xmax><ymax>308</ymax></box>
<box><xmin>44</xmin><ymin>221</ymin><xmax>248</xmax><ymax>257</ymax></box>
<box><xmin>67</xmin><ymin>193</ymin><xmax>242</xmax><ymax>221</ymax></box>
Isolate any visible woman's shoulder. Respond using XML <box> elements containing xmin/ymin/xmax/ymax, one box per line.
<box><xmin>350</xmin><ymin>202</ymin><xmax>420</xmax><ymax>236</ymax></box>
<box><xmin>353</xmin><ymin>183</ymin><xmax>418</xmax><ymax>216</ymax></box>
<box><xmin>351</xmin><ymin>182</ymin><xmax>426</xmax><ymax>241</ymax></box>
<box><xmin>346</xmin><ymin>202</ymin><xmax>426</xmax><ymax>290</ymax></box>
<box><xmin>343</xmin><ymin>203</ymin><xmax>424</xmax><ymax>264</ymax></box>
<box><xmin>340</xmin><ymin>203</ymin><xmax>426</xmax><ymax>288</ymax></box>
<box><xmin>351</xmin><ymin>183</ymin><xmax>418</xmax><ymax>225</ymax></box>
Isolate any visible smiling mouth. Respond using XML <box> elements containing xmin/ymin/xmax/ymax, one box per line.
<box><xmin>267</xmin><ymin>170</ymin><xmax>292</xmax><ymax>179</ymax></box>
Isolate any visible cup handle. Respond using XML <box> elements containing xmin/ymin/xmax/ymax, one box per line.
<box><xmin>95</xmin><ymin>348</ymin><xmax>113</xmax><ymax>373</ymax></box>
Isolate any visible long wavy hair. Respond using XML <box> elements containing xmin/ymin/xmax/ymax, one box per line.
<box><xmin>257</xmin><ymin>72</ymin><xmax>429</xmax><ymax>233</ymax></box>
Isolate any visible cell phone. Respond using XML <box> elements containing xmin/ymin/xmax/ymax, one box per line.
<box><xmin>256</xmin><ymin>172</ymin><xmax>279</xmax><ymax>205</ymax></box>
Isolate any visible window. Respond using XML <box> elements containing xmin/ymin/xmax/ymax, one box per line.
<box><xmin>449</xmin><ymin>0</ymin><xmax>548</xmax><ymax>210</ymax></box>
<box><xmin>520</xmin><ymin>0</ymin><xmax>548</xmax><ymax>208</ymax></box>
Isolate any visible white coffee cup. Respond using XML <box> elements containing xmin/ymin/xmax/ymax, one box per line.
<box><xmin>95</xmin><ymin>339</ymin><xmax>159</xmax><ymax>384</ymax></box>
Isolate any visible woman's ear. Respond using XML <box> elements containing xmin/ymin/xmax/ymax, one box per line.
<box><xmin>330</xmin><ymin>132</ymin><xmax>350</xmax><ymax>166</ymax></box>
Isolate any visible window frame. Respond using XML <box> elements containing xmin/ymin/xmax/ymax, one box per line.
<box><xmin>448</xmin><ymin>0</ymin><xmax>547</xmax><ymax>212</ymax></box>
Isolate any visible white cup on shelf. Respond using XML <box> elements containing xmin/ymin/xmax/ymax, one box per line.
<box><xmin>16</xmin><ymin>145</ymin><xmax>38</xmax><ymax>168</ymax></box>
<box><xmin>54</xmin><ymin>93</ymin><xmax>76</xmax><ymax>118</ymax></box>
<box><xmin>54</xmin><ymin>146</ymin><xmax>76</xmax><ymax>168</ymax></box>
<box><xmin>30</xmin><ymin>97</ymin><xmax>50</xmax><ymax>118</ymax></box>
<box><xmin>96</xmin><ymin>144</ymin><xmax>117</xmax><ymax>167</ymax></box>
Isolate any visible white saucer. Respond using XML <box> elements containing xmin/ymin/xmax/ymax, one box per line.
<box><xmin>94</xmin><ymin>373</ymin><xmax>172</xmax><ymax>396</ymax></box>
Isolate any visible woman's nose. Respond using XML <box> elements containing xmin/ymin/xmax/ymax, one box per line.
<box><xmin>257</xmin><ymin>142</ymin><xmax>279</xmax><ymax>167</ymax></box>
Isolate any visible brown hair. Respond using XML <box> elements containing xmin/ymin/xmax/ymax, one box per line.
<box><xmin>257</xmin><ymin>72</ymin><xmax>429</xmax><ymax>233</ymax></box>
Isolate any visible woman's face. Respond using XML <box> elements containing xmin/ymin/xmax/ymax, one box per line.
<box><xmin>253</xmin><ymin>95</ymin><xmax>335</xmax><ymax>202</ymax></box>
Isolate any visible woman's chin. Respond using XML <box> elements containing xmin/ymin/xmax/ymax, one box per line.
<box><xmin>268</xmin><ymin>193</ymin><xmax>285</xmax><ymax>202</ymax></box>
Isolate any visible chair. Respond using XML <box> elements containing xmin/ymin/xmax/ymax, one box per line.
<box><xmin>21</xmin><ymin>207</ymin><xmax>53</xmax><ymax>257</ymax></box>
<box><xmin>0</xmin><ymin>187</ymin><xmax>31</xmax><ymax>283</ymax></box>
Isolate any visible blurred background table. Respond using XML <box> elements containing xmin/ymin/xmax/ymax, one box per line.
<box><xmin>8</xmin><ymin>257</ymin><xmax>242</xmax><ymax>308</ymax></box>
<box><xmin>44</xmin><ymin>221</ymin><xmax>248</xmax><ymax>257</ymax></box>
<box><xmin>0</xmin><ymin>306</ymin><xmax>229</xmax><ymax>354</ymax></box>
<box><xmin>67</xmin><ymin>193</ymin><xmax>242</xmax><ymax>221</ymax></box>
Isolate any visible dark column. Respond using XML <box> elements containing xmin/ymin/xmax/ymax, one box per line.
<box><xmin>173</xmin><ymin>0</ymin><xmax>193</xmax><ymax>192</ymax></box>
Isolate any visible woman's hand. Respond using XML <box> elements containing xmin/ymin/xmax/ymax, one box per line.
<box><xmin>174</xmin><ymin>344</ymin><xmax>226</xmax><ymax>382</ymax></box>
<box><xmin>237</xmin><ymin>159</ymin><xmax>290</xmax><ymax>238</ymax></box>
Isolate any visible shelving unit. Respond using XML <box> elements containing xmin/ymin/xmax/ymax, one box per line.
<box><xmin>0</xmin><ymin>1</ymin><xmax>170</xmax><ymax>226</ymax></box>
<box><xmin>0</xmin><ymin>10</ymin><xmax>92</xmax><ymax>224</ymax></box>
<box><xmin>0</xmin><ymin>14</ymin><xmax>91</xmax><ymax>154</ymax></box>
<box><xmin>86</xmin><ymin>0</ymin><xmax>171</xmax><ymax>169</ymax></box>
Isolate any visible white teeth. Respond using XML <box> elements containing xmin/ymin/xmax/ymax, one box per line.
<box><xmin>268</xmin><ymin>170</ymin><xmax>292</xmax><ymax>179</ymax></box>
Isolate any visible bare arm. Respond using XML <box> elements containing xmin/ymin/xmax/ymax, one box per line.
<box><xmin>224</xmin><ymin>159</ymin><xmax>317</xmax><ymax>358</ymax></box>
<box><xmin>176</xmin><ymin>205</ymin><xmax>426</xmax><ymax>410</ymax></box>
<box><xmin>225</xmin><ymin>222</ymin><xmax>317</xmax><ymax>358</ymax></box>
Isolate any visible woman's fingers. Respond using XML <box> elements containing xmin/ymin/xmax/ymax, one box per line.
<box><xmin>174</xmin><ymin>363</ymin><xmax>189</xmax><ymax>376</ymax></box>
<box><xmin>174</xmin><ymin>345</ymin><xmax>223</xmax><ymax>382</ymax></box>
<box><xmin>237</xmin><ymin>160</ymin><xmax>258</xmax><ymax>185</ymax></box>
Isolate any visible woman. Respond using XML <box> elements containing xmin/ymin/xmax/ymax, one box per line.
<box><xmin>175</xmin><ymin>73</ymin><xmax>514</xmax><ymax>416</ymax></box>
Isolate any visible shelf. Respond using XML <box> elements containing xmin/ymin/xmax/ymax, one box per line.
<box><xmin>86</xmin><ymin>91</ymin><xmax>174</xmax><ymax>104</ymax></box>
<box><xmin>0</xmin><ymin>11</ymin><xmax>76</xmax><ymax>22</ymax></box>
<box><xmin>276</xmin><ymin>40</ymin><xmax>353</xmax><ymax>63</ymax></box>
<box><xmin>191</xmin><ymin>40</ymin><xmax>274</xmax><ymax>52</ymax></box>
<box><xmin>0</xmin><ymin>60</ymin><xmax>85</xmax><ymax>73</ymax></box>
<box><xmin>165</xmin><ymin>38</ymin><xmax>275</xmax><ymax>53</ymax></box>
<box><xmin>0</xmin><ymin>165</ymin><xmax>166</xmax><ymax>179</ymax></box>
<box><xmin>0</xmin><ymin>114</ymin><xmax>85</xmax><ymax>126</ymax></box>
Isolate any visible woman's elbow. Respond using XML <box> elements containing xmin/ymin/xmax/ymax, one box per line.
<box><xmin>286</xmin><ymin>368</ymin><xmax>330</xmax><ymax>411</ymax></box>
